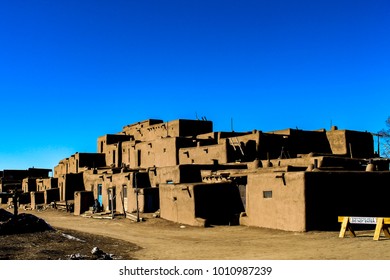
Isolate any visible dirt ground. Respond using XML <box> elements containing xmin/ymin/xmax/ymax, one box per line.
<box><xmin>0</xmin><ymin>228</ymin><xmax>140</xmax><ymax>260</ymax></box>
<box><xmin>2</xmin><ymin>206</ymin><xmax>390</xmax><ymax>260</ymax></box>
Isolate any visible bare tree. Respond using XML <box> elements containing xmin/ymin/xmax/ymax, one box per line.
<box><xmin>378</xmin><ymin>117</ymin><xmax>390</xmax><ymax>158</ymax></box>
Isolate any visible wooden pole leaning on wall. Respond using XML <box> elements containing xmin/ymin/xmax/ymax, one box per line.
<box><xmin>349</xmin><ymin>143</ymin><xmax>353</xmax><ymax>158</ymax></box>
<box><xmin>373</xmin><ymin>218</ymin><xmax>390</xmax><ymax>241</ymax></box>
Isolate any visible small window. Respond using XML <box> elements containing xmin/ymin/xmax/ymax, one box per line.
<box><xmin>263</xmin><ymin>191</ymin><xmax>272</xmax><ymax>199</ymax></box>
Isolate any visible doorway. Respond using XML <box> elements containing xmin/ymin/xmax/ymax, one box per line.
<box><xmin>122</xmin><ymin>185</ymin><xmax>128</xmax><ymax>212</ymax></box>
<box><xmin>108</xmin><ymin>187</ymin><xmax>116</xmax><ymax>211</ymax></box>
<box><xmin>97</xmin><ymin>184</ymin><xmax>103</xmax><ymax>206</ymax></box>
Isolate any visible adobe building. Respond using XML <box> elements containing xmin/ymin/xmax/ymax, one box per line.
<box><xmin>82</xmin><ymin>168</ymin><xmax>158</xmax><ymax>215</ymax></box>
<box><xmin>0</xmin><ymin>168</ymin><xmax>52</xmax><ymax>204</ymax></box>
<box><xmin>49</xmin><ymin>118</ymin><xmax>390</xmax><ymax>232</ymax></box>
<box><xmin>240</xmin><ymin>168</ymin><xmax>390</xmax><ymax>232</ymax></box>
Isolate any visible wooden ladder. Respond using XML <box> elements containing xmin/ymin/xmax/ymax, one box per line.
<box><xmin>229</xmin><ymin>137</ymin><xmax>244</xmax><ymax>156</ymax></box>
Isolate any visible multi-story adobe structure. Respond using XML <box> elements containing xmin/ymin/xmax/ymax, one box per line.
<box><xmin>0</xmin><ymin>168</ymin><xmax>52</xmax><ymax>205</ymax></box>
<box><xmin>48</xmin><ymin>118</ymin><xmax>390</xmax><ymax>232</ymax></box>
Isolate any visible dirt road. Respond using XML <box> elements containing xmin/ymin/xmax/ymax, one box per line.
<box><xmin>23</xmin><ymin>209</ymin><xmax>390</xmax><ymax>260</ymax></box>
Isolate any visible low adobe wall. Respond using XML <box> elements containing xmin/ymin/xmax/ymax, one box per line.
<box><xmin>240</xmin><ymin>172</ymin><xmax>306</xmax><ymax>231</ymax></box>
<box><xmin>305</xmin><ymin>171</ymin><xmax>390</xmax><ymax>231</ymax></box>
<box><xmin>127</xmin><ymin>187</ymin><xmax>159</xmax><ymax>214</ymax></box>
<box><xmin>160</xmin><ymin>182</ymin><xmax>244</xmax><ymax>227</ymax></box>
<box><xmin>30</xmin><ymin>191</ymin><xmax>45</xmax><ymax>209</ymax></box>
<box><xmin>241</xmin><ymin>170</ymin><xmax>390</xmax><ymax>232</ymax></box>
<box><xmin>74</xmin><ymin>191</ymin><xmax>94</xmax><ymax>216</ymax></box>
<box><xmin>44</xmin><ymin>188</ymin><xmax>60</xmax><ymax>204</ymax></box>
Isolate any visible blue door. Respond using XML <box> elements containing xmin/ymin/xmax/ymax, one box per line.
<box><xmin>97</xmin><ymin>184</ymin><xmax>103</xmax><ymax>206</ymax></box>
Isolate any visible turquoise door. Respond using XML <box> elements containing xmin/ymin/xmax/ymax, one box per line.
<box><xmin>97</xmin><ymin>184</ymin><xmax>103</xmax><ymax>206</ymax></box>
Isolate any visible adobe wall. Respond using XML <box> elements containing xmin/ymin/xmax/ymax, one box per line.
<box><xmin>160</xmin><ymin>182</ymin><xmax>244</xmax><ymax>227</ymax></box>
<box><xmin>241</xmin><ymin>170</ymin><xmax>390</xmax><ymax>232</ymax></box>
<box><xmin>54</xmin><ymin>158</ymin><xmax>69</xmax><ymax>178</ymax></box>
<box><xmin>37</xmin><ymin>178</ymin><xmax>58</xmax><ymax>192</ymax></box>
<box><xmin>126</xmin><ymin>187</ymin><xmax>159</xmax><ymax>214</ymax></box>
<box><xmin>159</xmin><ymin>183</ymin><xmax>204</xmax><ymax>226</ymax></box>
<box><xmin>267</xmin><ymin>129</ymin><xmax>332</xmax><ymax>158</ymax></box>
<box><xmin>257</xmin><ymin>133</ymin><xmax>286</xmax><ymax>160</ymax></box>
<box><xmin>82</xmin><ymin>172</ymin><xmax>125</xmax><ymax>212</ymax></box>
<box><xmin>121</xmin><ymin>140</ymin><xmax>135</xmax><ymax>167</ymax></box>
<box><xmin>227</xmin><ymin>131</ymin><xmax>261</xmax><ymax>162</ymax></box>
<box><xmin>122</xmin><ymin>119</ymin><xmax>164</xmax><ymax>137</ymax></box>
<box><xmin>97</xmin><ymin>134</ymin><xmax>132</xmax><ymax>154</ymax></box>
<box><xmin>179</xmin><ymin>141</ymin><xmax>228</xmax><ymax>164</ymax></box>
<box><xmin>193</xmin><ymin>182</ymin><xmax>245</xmax><ymax>225</ymax></box>
<box><xmin>44</xmin><ymin>188</ymin><xmax>60</xmax><ymax>204</ymax></box>
<box><xmin>177</xmin><ymin>119</ymin><xmax>213</xmax><ymax>138</ymax></box>
<box><xmin>122</xmin><ymin>119</ymin><xmax>213</xmax><ymax>142</ymax></box>
<box><xmin>148</xmin><ymin>166</ymin><xmax>181</xmax><ymax>186</ymax></box>
<box><xmin>110</xmin><ymin>172</ymin><xmax>134</xmax><ymax>213</ymax></box>
<box><xmin>105</xmin><ymin>143</ymin><xmax>122</xmax><ymax>168</ymax></box>
<box><xmin>149</xmin><ymin>164</ymin><xmax>248</xmax><ymax>187</ymax></box>
<box><xmin>22</xmin><ymin>178</ymin><xmax>37</xmax><ymax>193</ymax></box>
<box><xmin>241</xmin><ymin>172</ymin><xmax>306</xmax><ymax>232</ymax></box>
<box><xmin>326</xmin><ymin>129</ymin><xmax>374</xmax><ymax>158</ymax></box>
<box><xmin>74</xmin><ymin>191</ymin><xmax>94</xmax><ymax>216</ymax></box>
<box><xmin>132</xmin><ymin>138</ymin><xmax>176</xmax><ymax>168</ymax></box>
<box><xmin>57</xmin><ymin>173</ymin><xmax>84</xmax><ymax>201</ymax></box>
<box><xmin>30</xmin><ymin>191</ymin><xmax>45</xmax><ymax>209</ymax></box>
<box><xmin>82</xmin><ymin>170</ymin><xmax>157</xmax><ymax>214</ymax></box>
<box><xmin>304</xmin><ymin>171</ymin><xmax>390</xmax><ymax>231</ymax></box>
<box><xmin>260</xmin><ymin>157</ymin><xmax>316</xmax><ymax>170</ymax></box>
<box><xmin>68</xmin><ymin>153</ymin><xmax>106</xmax><ymax>173</ymax></box>
<box><xmin>18</xmin><ymin>192</ymin><xmax>31</xmax><ymax>205</ymax></box>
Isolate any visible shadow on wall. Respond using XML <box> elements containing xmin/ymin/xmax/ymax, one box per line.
<box><xmin>194</xmin><ymin>183</ymin><xmax>245</xmax><ymax>226</ymax></box>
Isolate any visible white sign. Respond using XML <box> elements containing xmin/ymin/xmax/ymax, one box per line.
<box><xmin>349</xmin><ymin>217</ymin><xmax>377</xmax><ymax>224</ymax></box>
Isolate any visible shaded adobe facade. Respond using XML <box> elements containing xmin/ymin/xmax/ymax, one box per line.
<box><xmin>48</xmin><ymin>118</ymin><xmax>389</xmax><ymax>232</ymax></box>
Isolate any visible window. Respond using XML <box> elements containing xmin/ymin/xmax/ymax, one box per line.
<box><xmin>263</xmin><ymin>191</ymin><xmax>272</xmax><ymax>199</ymax></box>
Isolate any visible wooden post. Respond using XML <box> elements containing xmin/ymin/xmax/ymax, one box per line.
<box><xmin>339</xmin><ymin>217</ymin><xmax>356</xmax><ymax>238</ymax></box>
<box><xmin>374</xmin><ymin>218</ymin><xmax>384</xmax><ymax>241</ymax></box>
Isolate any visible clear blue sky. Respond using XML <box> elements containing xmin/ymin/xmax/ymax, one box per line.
<box><xmin>0</xmin><ymin>0</ymin><xmax>389</xmax><ymax>170</ymax></box>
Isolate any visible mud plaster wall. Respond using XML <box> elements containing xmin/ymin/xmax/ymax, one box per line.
<box><xmin>97</xmin><ymin>134</ymin><xmax>132</xmax><ymax>154</ymax></box>
<box><xmin>160</xmin><ymin>182</ymin><xmax>244</xmax><ymax>226</ymax></box>
<box><xmin>30</xmin><ymin>191</ymin><xmax>45</xmax><ymax>209</ymax></box>
<box><xmin>69</xmin><ymin>153</ymin><xmax>106</xmax><ymax>173</ymax></box>
<box><xmin>74</xmin><ymin>191</ymin><xmax>94</xmax><ymax>215</ymax></box>
<box><xmin>84</xmin><ymin>171</ymin><xmax>157</xmax><ymax>214</ymax></box>
<box><xmin>326</xmin><ymin>130</ymin><xmax>373</xmax><ymax>158</ymax></box>
<box><xmin>57</xmin><ymin>173</ymin><xmax>84</xmax><ymax>201</ymax></box>
<box><xmin>134</xmin><ymin>138</ymin><xmax>178</xmax><ymax>168</ymax></box>
<box><xmin>179</xmin><ymin>141</ymin><xmax>228</xmax><ymax>164</ymax></box>
<box><xmin>44</xmin><ymin>188</ymin><xmax>59</xmax><ymax>204</ymax></box>
<box><xmin>100</xmin><ymin>174</ymin><xmax>130</xmax><ymax>213</ymax></box>
<box><xmin>159</xmin><ymin>183</ymin><xmax>198</xmax><ymax>226</ymax></box>
<box><xmin>149</xmin><ymin>165</ymin><xmax>223</xmax><ymax>187</ymax></box>
<box><xmin>242</xmin><ymin>172</ymin><xmax>306</xmax><ymax>232</ymax></box>
<box><xmin>228</xmin><ymin>132</ymin><xmax>260</xmax><ymax>162</ymax></box>
<box><xmin>304</xmin><ymin>171</ymin><xmax>390</xmax><ymax>231</ymax></box>
<box><xmin>193</xmin><ymin>182</ymin><xmax>245</xmax><ymax>225</ymax></box>
<box><xmin>148</xmin><ymin>166</ymin><xmax>182</xmax><ymax>187</ymax></box>
<box><xmin>105</xmin><ymin>144</ymin><xmax>121</xmax><ymax>168</ymax></box>
<box><xmin>121</xmin><ymin>141</ymin><xmax>135</xmax><ymax>167</ymax></box>
<box><xmin>54</xmin><ymin>159</ymin><xmax>70</xmax><ymax>178</ymax></box>
<box><xmin>22</xmin><ymin>178</ymin><xmax>37</xmax><ymax>193</ymax></box>
<box><xmin>122</xmin><ymin>119</ymin><xmax>164</xmax><ymax>138</ymax></box>
<box><xmin>37</xmin><ymin>178</ymin><xmax>58</xmax><ymax>192</ymax></box>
